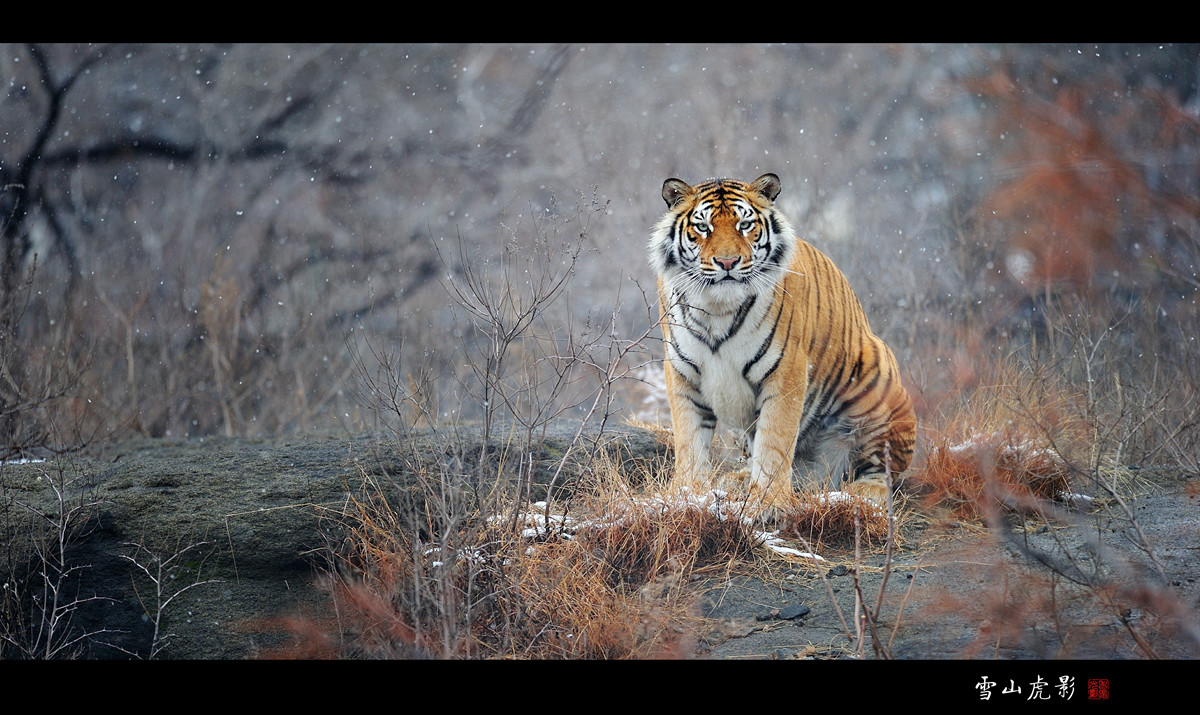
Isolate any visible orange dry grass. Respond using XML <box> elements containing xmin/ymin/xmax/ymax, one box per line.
<box><xmin>491</xmin><ymin>538</ymin><xmax>697</xmax><ymax>659</ymax></box>
<box><xmin>910</xmin><ymin>357</ymin><xmax>1083</xmax><ymax>523</ymax></box>
<box><xmin>780</xmin><ymin>491</ymin><xmax>893</xmax><ymax>552</ymax></box>
<box><xmin>913</xmin><ymin>428</ymin><xmax>1073</xmax><ymax>522</ymax></box>
<box><xmin>493</xmin><ymin>489</ymin><xmax>764</xmax><ymax>658</ymax></box>
<box><xmin>577</xmin><ymin>494</ymin><xmax>761</xmax><ymax>585</ymax></box>
<box><xmin>904</xmin><ymin>541</ymin><xmax>1193</xmax><ymax>659</ymax></box>
<box><xmin>254</xmin><ymin>577</ymin><xmax>435</xmax><ymax>660</ymax></box>
<box><xmin>282</xmin><ymin>468</ymin><xmax>776</xmax><ymax>659</ymax></box>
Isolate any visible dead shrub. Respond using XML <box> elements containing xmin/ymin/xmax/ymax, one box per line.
<box><xmin>779</xmin><ymin>491</ymin><xmax>894</xmax><ymax>553</ymax></box>
<box><xmin>916</xmin><ymin>429</ymin><xmax>1073</xmax><ymax>523</ymax></box>
<box><xmin>907</xmin><ymin>354</ymin><xmax>1085</xmax><ymax>523</ymax></box>
<box><xmin>283</xmin><ymin>460</ymin><xmax>782</xmax><ymax>659</ymax></box>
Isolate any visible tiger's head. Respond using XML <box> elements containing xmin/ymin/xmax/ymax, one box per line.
<box><xmin>649</xmin><ymin>173</ymin><xmax>795</xmax><ymax>306</ymax></box>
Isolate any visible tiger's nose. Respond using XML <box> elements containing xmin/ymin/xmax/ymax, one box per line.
<box><xmin>714</xmin><ymin>256</ymin><xmax>741</xmax><ymax>271</ymax></box>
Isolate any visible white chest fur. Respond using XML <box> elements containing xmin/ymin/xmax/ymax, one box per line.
<box><xmin>666</xmin><ymin>287</ymin><xmax>777</xmax><ymax>434</ymax></box>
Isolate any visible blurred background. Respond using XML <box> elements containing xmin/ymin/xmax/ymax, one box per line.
<box><xmin>2</xmin><ymin>43</ymin><xmax>1198</xmax><ymax>458</ymax></box>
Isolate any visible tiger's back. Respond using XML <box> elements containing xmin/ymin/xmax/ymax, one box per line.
<box><xmin>648</xmin><ymin>173</ymin><xmax>915</xmax><ymax>510</ymax></box>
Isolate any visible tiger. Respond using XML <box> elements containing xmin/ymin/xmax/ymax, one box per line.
<box><xmin>648</xmin><ymin>172</ymin><xmax>916</xmax><ymax>515</ymax></box>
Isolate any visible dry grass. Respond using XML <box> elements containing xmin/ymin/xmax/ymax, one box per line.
<box><xmin>915</xmin><ymin>429</ymin><xmax>1073</xmax><ymax>522</ymax></box>
<box><xmin>778</xmin><ymin>490</ymin><xmax>895</xmax><ymax>553</ymax></box>
<box><xmin>907</xmin><ymin>359</ymin><xmax>1085</xmax><ymax>523</ymax></box>
<box><xmin>276</xmin><ymin>458</ymin><xmax>783</xmax><ymax>659</ymax></box>
<box><xmin>274</xmin><ymin>438</ymin><xmax>916</xmax><ymax>660</ymax></box>
<box><xmin>901</xmin><ymin>534</ymin><xmax>1199</xmax><ymax>660</ymax></box>
<box><xmin>623</xmin><ymin>419</ymin><xmax>897</xmax><ymax>553</ymax></box>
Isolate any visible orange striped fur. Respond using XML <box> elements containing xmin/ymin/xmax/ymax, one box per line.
<box><xmin>649</xmin><ymin>173</ymin><xmax>916</xmax><ymax>514</ymax></box>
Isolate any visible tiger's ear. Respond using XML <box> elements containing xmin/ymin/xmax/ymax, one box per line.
<box><xmin>662</xmin><ymin>178</ymin><xmax>694</xmax><ymax>208</ymax></box>
<box><xmin>751</xmin><ymin>173</ymin><xmax>782</xmax><ymax>202</ymax></box>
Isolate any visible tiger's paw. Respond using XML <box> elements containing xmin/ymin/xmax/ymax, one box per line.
<box><xmin>844</xmin><ymin>475</ymin><xmax>890</xmax><ymax>507</ymax></box>
<box><xmin>716</xmin><ymin>467</ymin><xmax>752</xmax><ymax>492</ymax></box>
<box><xmin>740</xmin><ymin>476</ymin><xmax>797</xmax><ymax>525</ymax></box>
<box><xmin>668</xmin><ymin>471</ymin><xmax>718</xmax><ymax>498</ymax></box>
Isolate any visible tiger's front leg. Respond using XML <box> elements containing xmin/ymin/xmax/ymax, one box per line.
<box><xmin>743</xmin><ymin>376</ymin><xmax>808</xmax><ymax>517</ymax></box>
<box><xmin>665</xmin><ymin>363</ymin><xmax>717</xmax><ymax>491</ymax></box>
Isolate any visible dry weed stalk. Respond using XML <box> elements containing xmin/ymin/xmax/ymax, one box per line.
<box><xmin>781</xmin><ymin>452</ymin><xmax>903</xmax><ymax>658</ymax></box>
<box><xmin>0</xmin><ymin>459</ymin><xmax>119</xmax><ymax>659</ymax></box>
<box><xmin>117</xmin><ymin>540</ymin><xmax>221</xmax><ymax>659</ymax></box>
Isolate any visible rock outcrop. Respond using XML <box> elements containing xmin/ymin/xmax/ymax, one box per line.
<box><xmin>0</xmin><ymin>422</ymin><xmax>666</xmax><ymax>659</ymax></box>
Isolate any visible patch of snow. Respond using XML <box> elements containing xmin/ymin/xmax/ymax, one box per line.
<box><xmin>759</xmin><ymin>532</ymin><xmax>825</xmax><ymax>561</ymax></box>
<box><xmin>1059</xmin><ymin>492</ymin><xmax>1094</xmax><ymax>505</ymax></box>
<box><xmin>947</xmin><ymin>431</ymin><xmax>1063</xmax><ymax>465</ymax></box>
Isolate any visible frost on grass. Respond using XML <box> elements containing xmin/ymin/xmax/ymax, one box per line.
<box><xmin>491</xmin><ymin>486</ymin><xmax>866</xmax><ymax>563</ymax></box>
